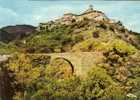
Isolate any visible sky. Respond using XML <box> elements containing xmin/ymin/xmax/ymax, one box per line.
<box><xmin>0</xmin><ymin>0</ymin><xmax>140</xmax><ymax>32</ymax></box>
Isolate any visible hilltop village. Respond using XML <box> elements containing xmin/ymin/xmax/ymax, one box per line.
<box><xmin>37</xmin><ymin>5</ymin><xmax>118</xmax><ymax>31</ymax></box>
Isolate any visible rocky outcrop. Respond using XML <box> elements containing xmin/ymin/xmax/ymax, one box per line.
<box><xmin>0</xmin><ymin>55</ymin><xmax>11</xmax><ymax>62</ymax></box>
<box><xmin>0</xmin><ymin>55</ymin><xmax>13</xmax><ymax>100</ymax></box>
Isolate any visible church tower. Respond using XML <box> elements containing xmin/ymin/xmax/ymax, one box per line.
<box><xmin>84</xmin><ymin>5</ymin><xmax>94</xmax><ymax>14</ymax></box>
<box><xmin>89</xmin><ymin>5</ymin><xmax>94</xmax><ymax>11</ymax></box>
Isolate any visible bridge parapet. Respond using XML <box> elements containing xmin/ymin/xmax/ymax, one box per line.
<box><xmin>28</xmin><ymin>52</ymin><xmax>104</xmax><ymax>76</ymax></box>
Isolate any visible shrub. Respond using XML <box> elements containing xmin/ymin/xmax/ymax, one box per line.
<box><xmin>26</xmin><ymin>26</ymin><xmax>73</xmax><ymax>53</ymax></box>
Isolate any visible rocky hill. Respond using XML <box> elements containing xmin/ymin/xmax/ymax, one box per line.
<box><xmin>0</xmin><ymin>5</ymin><xmax>140</xmax><ymax>100</ymax></box>
<box><xmin>22</xmin><ymin>5</ymin><xmax>140</xmax><ymax>53</ymax></box>
<box><xmin>0</xmin><ymin>6</ymin><xmax>140</xmax><ymax>53</ymax></box>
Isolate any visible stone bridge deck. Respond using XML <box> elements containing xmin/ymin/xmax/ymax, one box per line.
<box><xmin>29</xmin><ymin>52</ymin><xmax>104</xmax><ymax>76</ymax></box>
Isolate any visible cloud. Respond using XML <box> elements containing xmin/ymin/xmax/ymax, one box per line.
<box><xmin>0</xmin><ymin>6</ymin><xmax>19</xmax><ymax>27</ymax></box>
<box><xmin>0</xmin><ymin>6</ymin><xmax>18</xmax><ymax>17</ymax></box>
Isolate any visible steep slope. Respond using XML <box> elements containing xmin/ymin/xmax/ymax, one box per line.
<box><xmin>22</xmin><ymin>7</ymin><xmax>140</xmax><ymax>53</ymax></box>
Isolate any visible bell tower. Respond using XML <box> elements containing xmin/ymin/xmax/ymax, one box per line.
<box><xmin>89</xmin><ymin>4</ymin><xmax>94</xmax><ymax>11</ymax></box>
<box><xmin>83</xmin><ymin>4</ymin><xmax>94</xmax><ymax>14</ymax></box>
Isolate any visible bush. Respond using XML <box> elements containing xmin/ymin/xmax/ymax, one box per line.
<box><xmin>0</xmin><ymin>42</ymin><xmax>18</xmax><ymax>54</ymax></box>
<box><xmin>32</xmin><ymin>65</ymin><xmax>124</xmax><ymax>99</ymax></box>
<box><xmin>26</xmin><ymin>26</ymin><xmax>73</xmax><ymax>53</ymax></box>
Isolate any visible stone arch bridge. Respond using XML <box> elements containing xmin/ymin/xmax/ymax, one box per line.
<box><xmin>0</xmin><ymin>52</ymin><xmax>104</xmax><ymax>99</ymax></box>
<box><xmin>29</xmin><ymin>52</ymin><xmax>104</xmax><ymax>76</ymax></box>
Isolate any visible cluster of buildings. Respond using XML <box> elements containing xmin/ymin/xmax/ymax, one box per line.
<box><xmin>37</xmin><ymin>5</ymin><xmax>116</xmax><ymax>31</ymax></box>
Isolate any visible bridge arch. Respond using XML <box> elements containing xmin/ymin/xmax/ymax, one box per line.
<box><xmin>50</xmin><ymin>57</ymin><xmax>74</xmax><ymax>78</ymax></box>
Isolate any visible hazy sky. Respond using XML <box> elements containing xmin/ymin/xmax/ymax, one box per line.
<box><xmin>0</xmin><ymin>0</ymin><xmax>140</xmax><ymax>32</ymax></box>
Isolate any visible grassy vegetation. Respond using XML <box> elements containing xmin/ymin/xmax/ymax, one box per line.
<box><xmin>25</xmin><ymin>25</ymin><xmax>73</xmax><ymax>53</ymax></box>
<box><xmin>1</xmin><ymin>13</ymin><xmax>140</xmax><ymax>100</ymax></box>
<box><xmin>1</xmin><ymin>51</ymin><xmax>138</xmax><ymax>99</ymax></box>
<box><xmin>0</xmin><ymin>42</ymin><xmax>18</xmax><ymax>54</ymax></box>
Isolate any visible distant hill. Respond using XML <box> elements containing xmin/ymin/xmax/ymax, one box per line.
<box><xmin>0</xmin><ymin>25</ymin><xmax>36</xmax><ymax>43</ymax></box>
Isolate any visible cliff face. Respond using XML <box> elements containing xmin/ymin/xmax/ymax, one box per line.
<box><xmin>0</xmin><ymin>55</ymin><xmax>13</xmax><ymax>100</ymax></box>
